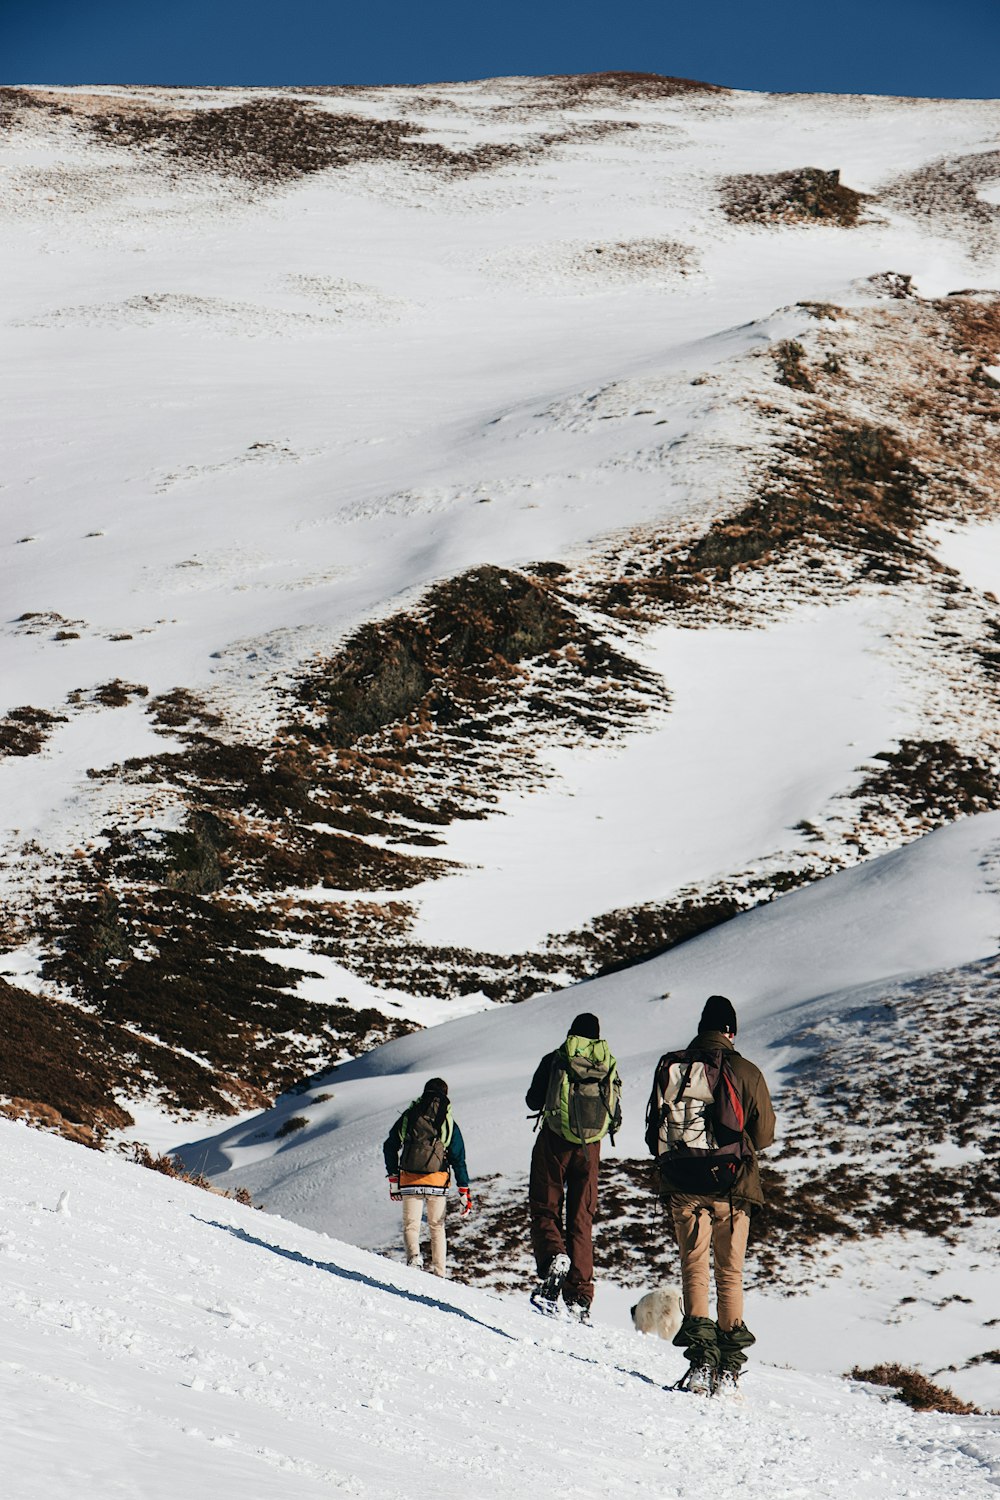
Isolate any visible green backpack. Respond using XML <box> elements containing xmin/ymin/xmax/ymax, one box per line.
<box><xmin>543</xmin><ymin>1036</ymin><xmax>622</xmax><ymax>1145</ymax></box>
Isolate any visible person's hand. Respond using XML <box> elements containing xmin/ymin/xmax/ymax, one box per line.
<box><xmin>388</xmin><ymin>1175</ymin><xmax>401</xmax><ymax>1202</ymax></box>
<box><xmin>458</xmin><ymin>1186</ymin><xmax>473</xmax><ymax>1217</ymax></box>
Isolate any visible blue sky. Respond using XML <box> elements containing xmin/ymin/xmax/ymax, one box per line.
<box><xmin>4</xmin><ymin>0</ymin><xmax>999</xmax><ymax>98</ymax></box>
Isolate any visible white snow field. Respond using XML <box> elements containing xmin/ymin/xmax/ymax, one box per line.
<box><xmin>3</xmin><ymin>1117</ymin><xmax>998</xmax><ymax>1500</ymax></box>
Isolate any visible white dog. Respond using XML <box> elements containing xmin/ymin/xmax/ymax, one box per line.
<box><xmin>630</xmin><ymin>1285</ymin><xmax>684</xmax><ymax>1341</ymax></box>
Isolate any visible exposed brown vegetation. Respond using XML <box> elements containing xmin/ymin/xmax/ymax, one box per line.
<box><xmin>0</xmin><ymin>705</ymin><xmax>66</xmax><ymax>757</ymax></box>
<box><xmin>297</xmin><ymin>564</ymin><xmax>649</xmax><ymax>745</ymax></box>
<box><xmin>773</xmin><ymin>340</ymin><xmax>815</xmax><ymax>391</ymax></box>
<box><xmin>88</xmin><ymin>679</ymin><xmax>150</xmax><ymax>708</ymax></box>
<box><xmin>722</xmin><ymin>167</ymin><xmax>866</xmax><ymax>227</ymax></box>
<box><xmin>148</xmin><ymin>688</ymin><xmax>223</xmax><ymax>733</ymax></box>
<box><xmin>0</xmin><ymin>86</ymin><xmax>71</xmax><ymax>131</ymax></box>
<box><xmin>126</xmin><ymin>1143</ymin><xmax>254</xmax><ymax>1204</ymax></box>
<box><xmin>541</xmin><ymin>71</ymin><xmax>727</xmax><ymax>105</ymax></box>
<box><xmin>0</xmin><ymin>977</ymin><xmax>132</xmax><ymax>1143</ymax></box>
<box><xmin>679</xmin><ymin>420</ymin><xmax>925</xmax><ymax>582</ymax></box>
<box><xmin>852</xmin><ymin>739</ymin><xmax>1000</xmax><ymax>830</ymax></box>
<box><xmin>83</xmin><ymin>96</ymin><xmax>523</xmax><ymax>184</ymax></box>
<box><xmin>883</xmin><ymin>148</ymin><xmax>1000</xmax><ymax>252</ymax></box>
<box><xmin>850</xmin><ymin>1364</ymin><xmax>978</xmax><ymax>1415</ymax></box>
<box><xmin>552</xmin><ymin>870</ymin><xmax>810</xmax><ymax>980</ymax></box>
<box><xmin>598</xmin><ymin>291</ymin><xmax>1000</xmax><ymax>635</ymax></box>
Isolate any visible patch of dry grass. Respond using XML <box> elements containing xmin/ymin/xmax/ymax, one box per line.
<box><xmin>850</xmin><ymin>1364</ymin><xmax>978</xmax><ymax>1415</ymax></box>
<box><xmin>722</xmin><ymin>167</ymin><xmax>866</xmax><ymax>227</ymax></box>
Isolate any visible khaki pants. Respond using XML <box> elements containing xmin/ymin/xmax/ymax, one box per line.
<box><xmin>402</xmin><ymin>1194</ymin><xmax>446</xmax><ymax>1276</ymax></box>
<box><xmin>671</xmin><ymin>1197</ymin><xmax>750</xmax><ymax>1331</ymax></box>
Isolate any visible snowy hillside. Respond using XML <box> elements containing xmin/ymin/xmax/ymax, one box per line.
<box><xmin>2</xmin><ymin>71</ymin><xmax>1000</xmax><ymax>1436</ymax></box>
<box><xmin>3</xmin><ymin>1117</ymin><xmax>999</xmax><ymax>1499</ymax></box>
<box><xmin>3</xmin><ymin>76</ymin><xmax>1000</xmax><ymax>1133</ymax></box>
<box><xmin>183</xmin><ymin>808</ymin><xmax>1000</xmax><ymax>1410</ymax></box>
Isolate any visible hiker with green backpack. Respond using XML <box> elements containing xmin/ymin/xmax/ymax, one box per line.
<box><xmin>526</xmin><ymin>1013</ymin><xmax>622</xmax><ymax>1322</ymax></box>
<box><xmin>383</xmin><ymin>1077</ymin><xmax>472</xmax><ymax>1277</ymax></box>
<box><xmin>645</xmin><ymin>995</ymin><xmax>775</xmax><ymax>1397</ymax></box>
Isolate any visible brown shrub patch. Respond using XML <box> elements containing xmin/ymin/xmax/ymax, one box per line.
<box><xmin>852</xmin><ymin>739</ymin><xmax>1000</xmax><ymax>829</ymax></box>
<box><xmin>0</xmin><ymin>706</ymin><xmax>66</xmax><ymax>757</ymax></box>
<box><xmin>882</xmin><ymin>149</ymin><xmax>1000</xmax><ymax>252</ymax></box>
<box><xmin>0</xmin><ymin>978</ymin><xmax>132</xmax><ymax>1137</ymax></box>
<box><xmin>850</xmin><ymin>1364</ymin><xmax>978</xmax><ymax>1415</ymax></box>
<box><xmin>541</xmin><ymin>71</ymin><xmax>726</xmax><ymax>105</ymax></box>
<box><xmin>722</xmin><ymin>168</ymin><xmax>866</xmax><ymax>227</ymax></box>
<box><xmin>773</xmin><ymin>340</ymin><xmax>815</xmax><ymax>391</ymax></box>
<box><xmin>673</xmin><ymin>420</ymin><xmax>925</xmax><ymax>584</ymax></box>
<box><xmin>126</xmin><ymin>1143</ymin><xmax>254</xmax><ymax>1204</ymax></box>
<box><xmin>552</xmin><ymin>876</ymin><xmax>805</xmax><ymax>979</ymax></box>
<box><xmin>297</xmin><ymin>564</ymin><xmax>590</xmax><ymax>744</ymax></box>
<box><xmin>84</xmin><ymin>96</ymin><xmax>522</xmax><ymax>184</ymax></box>
<box><xmin>91</xmin><ymin>679</ymin><xmax>150</xmax><ymax>708</ymax></box>
<box><xmin>148</xmin><ymin>688</ymin><xmax>223</xmax><ymax>734</ymax></box>
<box><xmin>0</xmin><ymin>86</ymin><xmax>72</xmax><ymax>131</ymax></box>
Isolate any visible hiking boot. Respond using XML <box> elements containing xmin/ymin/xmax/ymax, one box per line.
<box><xmin>406</xmin><ymin>1257</ymin><xmax>423</xmax><ymax>1269</ymax></box>
<box><xmin>567</xmin><ymin>1300</ymin><xmax>592</xmax><ymax>1326</ymax></box>
<box><xmin>686</xmin><ymin>1360</ymin><xmax>715</xmax><ymax>1397</ymax></box>
<box><xmin>531</xmin><ymin>1253</ymin><xmax>570</xmax><ymax>1311</ymax></box>
<box><xmin>715</xmin><ymin>1368</ymin><xmax>743</xmax><ymax>1401</ymax></box>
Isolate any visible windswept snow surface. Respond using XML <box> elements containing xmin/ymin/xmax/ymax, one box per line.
<box><xmin>410</xmin><ymin>600</ymin><xmax>903</xmax><ymax>950</ymax></box>
<box><xmin>3</xmin><ymin>1118</ymin><xmax>998</xmax><ymax>1500</ymax></box>
<box><xmin>4</xmin><ymin>82</ymin><xmax>1000</xmax><ymax>909</ymax></box>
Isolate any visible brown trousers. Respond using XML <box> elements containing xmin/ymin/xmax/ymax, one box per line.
<box><xmin>671</xmin><ymin>1196</ymin><xmax>750</xmax><ymax>1331</ymax></box>
<box><xmin>529</xmin><ymin>1127</ymin><xmax>600</xmax><ymax>1305</ymax></box>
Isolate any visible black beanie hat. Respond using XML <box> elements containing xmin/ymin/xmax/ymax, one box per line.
<box><xmin>423</xmin><ymin>1077</ymin><xmax>449</xmax><ymax>1098</ymax></box>
<box><xmin>568</xmin><ymin>1012</ymin><xmax>601</xmax><ymax>1039</ymax></box>
<box><xmin>700</xmin><ymin>994</ymin><xmax>737</xmax><ymax>1035</ymax></box>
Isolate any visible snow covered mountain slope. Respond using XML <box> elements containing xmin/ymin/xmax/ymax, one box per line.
<box><xmin>3</xmin><ymin>1115</ymin><xmax>998</xmax><ymax>1500</ymax></box>
<box><xmin>182</xmin><ymin>810</ymin><xmax>1000</xmax><ymax>1409</ymax></box>
<box><xmin>3</xmin><ymin>75</ymin><xmax>1000</xmax><ymax>1472</ymax></box>
<box><xmin>2</xmin><ymin>77</ymin><xmax>1000</xmax><ymax>1142</ymax></box>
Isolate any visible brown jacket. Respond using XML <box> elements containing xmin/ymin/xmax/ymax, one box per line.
<box><xmin>655</xmin><ymin>1029</ymin><xmax>776</xmax><ymax>1207</ymax></box>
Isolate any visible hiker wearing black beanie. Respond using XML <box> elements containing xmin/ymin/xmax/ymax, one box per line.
<box><xmin>645</xmin><ymin>995</ymin><xmax>775</xmax><ymax>1398</ymax></box>
<box><xmin>524</xmin><ymin>1012</ymin><xmax>622</xmax><ymax>1322</ymax></box>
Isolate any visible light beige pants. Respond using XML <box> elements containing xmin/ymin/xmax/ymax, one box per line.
<box><xmin>671</xmin><ymin>1197</ymin><xmax>750</xmax><ymax>1331</ymax></box>
<box><xmin>402</xmin><ymin>1194</ymin><xmax>447</xmax><ymax>1276</ymax></box>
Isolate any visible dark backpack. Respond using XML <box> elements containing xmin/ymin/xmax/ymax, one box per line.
<box><xmin>543</xmin><ymin>1036</ymin><xmax>622</xmax><ymax>1145</ymax></box>
<box><xmin>645</xmin><ymin>1047</ymin><xmax>753</xmax><ymax>1196</ymax></box>
<box><xmin>399</xmin><ymin>1093</ymin><xmax>453</xmax><ymax>1175</ymax></box>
